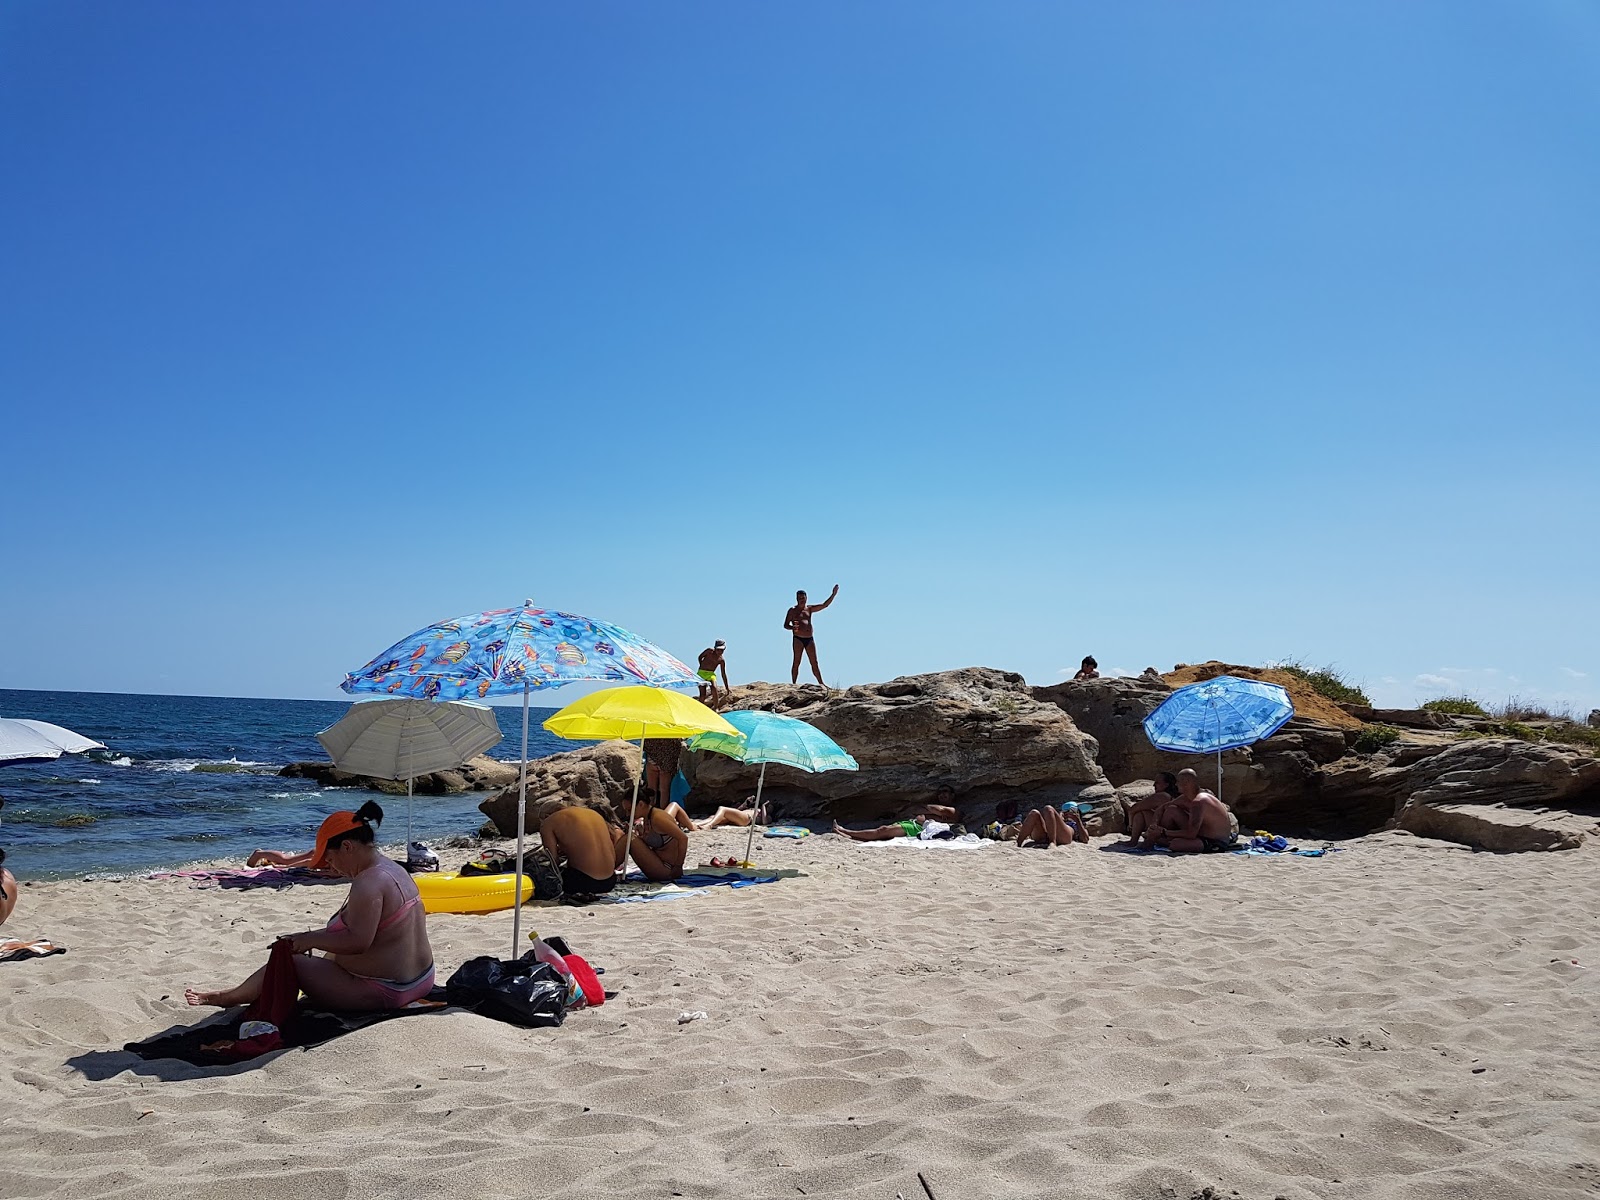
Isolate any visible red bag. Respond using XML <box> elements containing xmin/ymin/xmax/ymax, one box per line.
<box><xmin>222</xmin><ymin>938</ymin><xmax>301</xmax><ymax>1059</ymax></box>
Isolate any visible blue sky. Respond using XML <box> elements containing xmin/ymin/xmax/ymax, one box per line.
<box><xmin>3</xmin><ymin>3</ymin><xmax>1596</xmax><ymax>716</ymax></box>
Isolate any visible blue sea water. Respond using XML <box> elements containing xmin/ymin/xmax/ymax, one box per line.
<box><xmin>0</xmin><ymin>689</ymin><xmax>580</xmax><ymax>880</ymax></box>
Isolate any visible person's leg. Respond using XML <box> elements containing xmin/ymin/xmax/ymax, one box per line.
<box><xmin>805</xmin><ymin>642</ymin><xmax>825</xmax><ymax>686</ymax></box>
<box><xmin>697</xmin><ymin>806</ymin><xmax>751</xmax><ymax>830</ymax></box>
<box><xmin>291</xmin><ymin>954</ymin><xmax>396</xmax><ymax>1011</ymax></box>
<box><xmin>185</xmin><ymin>960</ymin><xmax>270</xmax><ymax>1008</ymax></box>
<box><xmin>1015</xmin><ymin>810</ymin><xmax>1049</xmax><ymax>846</ymax></box>
<box><xmin>1166</xmin><ymin>837</ymin><xmax>1203</xmax><ymax>854</ymax></box>
<box><xmin>665</xmin><ymin>802</ymin><xmax>696</xmax><ymax>832</ymax></box>
<box><xmin>791</xmin><ymin>639</ymin><xmax>804</xmax><ymax>684</ymax></box>
<box><xmin>832</xmin><ymin>822</ymin><xmax>903</xmax><ymax>842</ymax></box>
<box><xmin>627</xmin><ymin>840</ymin><xmax>680</xmax><ymax>881</ymax></box>
<box><xmin>1042</xmin><ymin>807</ymin><xmax>1073</xmax><ymax>846</ymax></box>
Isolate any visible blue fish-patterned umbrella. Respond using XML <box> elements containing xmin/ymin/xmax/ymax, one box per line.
<box><xmin>1142</xmin><ymin>676</ymin><xmax>1294</xmax><ymax>800</ymax></box>
<box><xmin>342</xmin><ymin>602</ymin><xmax>698</xmax><ymax>954</ymax></box>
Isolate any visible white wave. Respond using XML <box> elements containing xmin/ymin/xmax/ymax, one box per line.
<box><xmin>76</xmin><ymin>778</ymin><xmax>101</xmax><ymax>785</ymax></box>
<box><xmin>109</xmin><ymin>756</ymin><xmax>133</xmax><ymax>767</ymax></box>
<box><xmin>145</xmin><ymin>756</ymin><xmax>271</xmax><ymax>773</ymax></box>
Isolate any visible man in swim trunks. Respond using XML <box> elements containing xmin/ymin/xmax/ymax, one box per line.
<box><xmin>538</xmin><ymin>803</ymin><xmax>623</xmax><ymax>895</ymax></box>
<box><xmin>696</xmin><ymin>641</ymin><xmax>730</xmax><ymax>705</ymax></box>
<box><xmin>1141</xmin><ymin>769</ymin><xmax>1239</xmax><ymax>853</ymax></box>
<box><xmin>785</xmin><ymin>584</ymin><xmax>839</xmax><ymax>686</ymax></box>
<box><xmin>832</xmin><ymin>816</ymin><xmax>959</xmax><ymax>842</ymax></box>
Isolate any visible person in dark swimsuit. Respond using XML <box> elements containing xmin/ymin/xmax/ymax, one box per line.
<box><xmin>622</xmin><ymin>791</ymin><xmax>688</xmax><ymax>881</ymax></box>
<box><xmin>185</xmin><ymin>802</ymin><xmax>435</xmax><ymax>1011</ymax></box>
<box><xmin>785</xmin><ymin>584</ymin><xmax>839</xmax><ymax>686</ymax></box>
<box><xmin>538</xmin><ymin>803</ymin><xmax>623</xmax><ymax>895</ymax></box>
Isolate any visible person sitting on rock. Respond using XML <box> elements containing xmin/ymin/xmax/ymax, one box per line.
<box><xmin>833</xmin><ymin>815</ymin><xmax>961</xmax><ymax>842</ymax></box>
<box><xmin>1015</xmin><ymin>804</ymin><xmax>1089</xmax><ymax>848</ymax></box>
<box><xmin>1140</xmin><ymin>769</ymin><xmax>1238</xmax><ymax>853</ymax></box>
<box><xmin>1122</xmin><ymin>771</ymin><xmax>1180</xmax><ymax>844</ymax></box>
<box><xmin>1073</xmin><ymin>656</ymin><xmax>1100</xmax><ymax>681</ymax></box>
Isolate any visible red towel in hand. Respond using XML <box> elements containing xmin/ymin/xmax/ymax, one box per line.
<box><xmin>225</xmin><ymin>938</ymin><xmax>301</xmax><ymax>1059</ymax></box>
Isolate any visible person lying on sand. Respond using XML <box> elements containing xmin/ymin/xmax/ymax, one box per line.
<box><xmin>907</xmin><ymin>784</ymin><xmax>960</xmax><ymax>824</ymax></box>
<box><xmin>248</xmin><ymin>807</ymin><xmax>384</xmax><ymax>869</ymax></box>
<box><xmin>1122</xmin><ymin>771</ymin><xmax>1180</xmax><ymax>844</ymax></box>
<box><xmin>691</xmin><ymin>796</ymin><xmax>769</xmax><ymax>830</ymax></box>
<box><xmin>0</xmin><ymin>848</ymin><xmax>16</xmax><ymax>927</ymax></box>
<box><xmin>1139</xmin><ymin>769</ymin><xmax>1239</xmax><ymax>853</ymax></box>
<box><xmin>186</xmin><ymin>801</ymin><xmax>436</xmax><ymax>1011</ymax></box>
<box><xmin>1015</xmin><ymin>805</ymin><xmax>1089</xmax><ymax>847</ymax></box>
<box><xmin>833</xmin><ymin>816</ymin><xmax>961</xmax><ymax>842</ymax></box>
<box><xmin>539</xmin><ymin>802</ymin><xmax>624</xmax><ymax>896</ymax></box>
<box><xmin>620</xmin><ymin>791</ymin><xmax>688</xmax><ymax>881</ymax></box>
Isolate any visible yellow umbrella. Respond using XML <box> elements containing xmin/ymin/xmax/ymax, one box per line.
<box><xmin>543</xmin><ymin>686</ymin><xmax>741</xmax><ymax>884</ymax></box>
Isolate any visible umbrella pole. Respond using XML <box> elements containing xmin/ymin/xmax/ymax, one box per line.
<box><xmin>511</xmin><ymin>682</ymin><xmax>530</xmax><ymax>957</ymax></box>
<box><xmin>407</xmin><ymin>773</ymin><xmax>414</xmax><ymax>849</ymax></box>
<box><xmin>743</xmin><ymin>761</ymin><xmax>767</xmax><ymax>867</ymax></box>
<box><xmin>1216</xmin><ymin>749</ymin><xmax>1223</xmax><ymax>803</ymax></box>
<box><xmin>619</xmin><ymin>733</ymin><xmax>644</xmax><ymax>880</ymax></box>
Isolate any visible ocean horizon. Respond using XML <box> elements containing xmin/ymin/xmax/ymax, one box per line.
<box><xmin>0</xmin><ymin>688</ymin><xmax>581</xmax><ymax>880</ymax></box>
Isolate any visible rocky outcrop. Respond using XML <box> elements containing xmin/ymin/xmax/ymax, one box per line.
<box><xmin>1338</xmin><ymin>705</ymin><xmax>1448</xmax><ymax>730</ymax></box>
<box><xmin>477</xmin><ymin>741</ymin><xmax>643</xmax><ymax>836</ymax></box>
<box><xmin>1035</xmin><ymin>675</ymin><xmax>1600</xmax><ymax>850</ymax></box>
<box><xmin>279</xmin><ymin>755</ymin><xmax>521</xmax><ymax>796</ymax></box>
<box><xmin>685</xmin><ymin>669</ymin><xmax>1112</xmax><ymax>825</ymax></box>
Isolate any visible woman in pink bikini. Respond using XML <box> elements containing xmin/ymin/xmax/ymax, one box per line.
<box><xmin>185</xmin><ymin>801</ymin><xmax>435</xmax><ymax>1011</ymax></box>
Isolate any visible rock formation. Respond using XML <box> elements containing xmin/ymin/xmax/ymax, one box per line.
<box><xmin>279</xmin><ymin>755</ymin><xmax>520</xmax><ymax>796</ymax></box>
<box><xmin>477</xmin><ymin>740</ymin><xmax>643</xmax><ymax>836</ymax></box>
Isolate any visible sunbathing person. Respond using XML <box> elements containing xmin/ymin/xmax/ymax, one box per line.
<box><xmin>833</xmin><ymin>816</ymin><xmax>960</xmax><ymax>842</ymax></box>
<box><xmin>247</xmin><ymin>806</ymin><xmax>383</xmax><ymax>869</ymax></box>
<box><xmin>692</xmin><ymin>796</ymin><xmax>768</xmax><ymax>830</ymax></box>
<box><xmin>1015</xmin><ymin>804</ymin><xmax>1089</xmax><ymax>847</ymax></box>
<box><xmin>1141</xmin><ymin>769</ymin><xmax>1239</xmax><ymax>853</ymax></box>
<box><xmin>0</xmin><ymin>848</ymin><xmax>16</xmax><ymax>927</ymax></box>
<box><xmin>186</xmin><ymin>801</ymin><xmax>435</xmax><ymax>1011</ymax></box>
<box><xmin>539</xmin><ymin>802</ymin><xmax>625</xmax><ymax>896</ymax></box>
<box><xmin>622</xmin><ymin>793</ymin><xmax>688</xmax><ymax>881</ymax></box>
<box><xmin>909</xmin><ymin>784</ymin><xmax>960</xmax><ymax>823</ymax></box>
<box><xmin>1123</xmin><ymin>771</ymin><xmax>1180</xmax><ymax>844</ymax></box>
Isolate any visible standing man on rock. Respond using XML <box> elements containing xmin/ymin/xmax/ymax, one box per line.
<box><xmin>696</xmin><ymin>641</ymin><xmax>730</xmax><ymax>706</ymax></box>
<box><xmin>785</xmin><ymin>584</ymin><xmax>839</xmax><ymax>687</ymax></box>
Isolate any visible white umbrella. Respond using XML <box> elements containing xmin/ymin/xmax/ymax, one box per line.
<box><xmin>316</xmin><ymin>699</ymin><xmax>503</xmax><ymax>847</ymax></box>
<box><xmin>0</xmin><ymin>719</ymin><xmax>106</xmax><ymax>765</ymax></box>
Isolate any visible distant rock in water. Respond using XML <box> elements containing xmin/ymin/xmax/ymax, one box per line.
<box><xmin>279</xmin><ymin>755</ymin><xmax>520</xmax><ymax>796</ymax></box>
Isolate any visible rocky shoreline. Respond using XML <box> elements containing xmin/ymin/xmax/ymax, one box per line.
<box><xmin>284</xmin><ymin>663</ymin><xmax>1600</xmax><ymax>853</ymax></box>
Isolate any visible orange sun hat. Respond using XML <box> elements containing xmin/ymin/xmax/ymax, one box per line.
<box><xmin>308</xmin><ymin>810</ymin><xmax>366</xmax><ymax>868</ymax></box>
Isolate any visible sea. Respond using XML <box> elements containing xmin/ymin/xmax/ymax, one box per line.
<box><xmin>0</xmin><ymin>689</ymin><xmax>581</xmax><ymax>881</ymax></box>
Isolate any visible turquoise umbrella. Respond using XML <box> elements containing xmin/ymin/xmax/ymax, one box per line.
<box><xmin>688</xmin><ymin>710</ymin><xmax>858</xmax><ymax>864</ymax></box>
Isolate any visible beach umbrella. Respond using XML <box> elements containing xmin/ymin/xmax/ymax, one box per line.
<box><xmin>0</xmin><ymin>719</ymin><xmax>105</xmax><ymax>766</ymax></box>
<box><xmin>316</xmin><ymin>699</ymin><xmax>503</xmax><ymax>849</ymax></box>
<box><xmin>1142</xmin><ymin>676</ymin><xmax>1294</xmax><ymax>799</ymax></box>
<box><xmin>342</xmin><ymin>603</ymin><xmax>698</xmax><ymax>953</ymax></box>
<box><xmin>687</xmin><ymin>710</ymin><xmax>857</xmax><ymax>865</ymax></box>
<box><xmin>544</xmin><ymin>686</ymin><xmax>741</xmax><ymax>895</ymax></box>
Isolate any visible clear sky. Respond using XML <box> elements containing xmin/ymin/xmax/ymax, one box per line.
<box><xmin>3</xmin><ymin>3</ymin><xmax>1596</xmax><ymax>716</ymax></box>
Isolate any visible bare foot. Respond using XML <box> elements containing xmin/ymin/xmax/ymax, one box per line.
<box><xmin>185</xmin><ymin>987</ymin><xmax>235</xmax><ymax>1007</ymax></box>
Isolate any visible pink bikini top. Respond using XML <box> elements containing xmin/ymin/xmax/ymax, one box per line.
<box><xmin>327</xmin><ymin>874</ymin><xmax>422</xmax><ymax>937</ymax></box>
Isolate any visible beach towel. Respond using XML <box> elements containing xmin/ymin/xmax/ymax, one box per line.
<box><xmin>145</xmin><ymin>866</ymin><xmax>344</xmax><ymax>890</ymax></box>
<box><xmin>0</xmin><ymin>938</ymin><xmax>66</xmax><ymax>962</ymax></box>
<box><xmin>124</xmin><ymin>987</ymin><xmax>450</xmax><ymax>1068</ymax></box>
<box><xmin>855</xmin><ymin>834</ymin><xmax>990</xmax><ymax>851</ymax></box>
<box><xmin>589</xmin><ymin>870</ymin><xmax>786</xmax><ymax>904</ymax></box>
<box><xmin>764</xmin><ymin>826</ymin><xmax>810</xmax><ymax>839</ymax></box>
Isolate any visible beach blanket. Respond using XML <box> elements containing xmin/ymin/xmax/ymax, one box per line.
<box><xmin>855</xmin><ymin>834</ymin><xmax>990</xmax><ymax>851</ymax></box>
<box><xmin>145</xmin><ymin>866</ymin><xmax>344</xmax><ymax>890</ymax></box>
<box><xmin>124</xmin><ymin>989</ymin><xmax>451</xmax><ymax>1067</ymax></box>
<box><xmin>764</xmin><ymin>826</ymin><xmax>811</xmax><ymax>839</ymax></box>
<box><xmin>589</xmin><ymin>870</ymin><xmax>786</xmax><ymax>905</ymax></box>
<box><xmin>1100</xmin><ymin>841</ymin><xmax>1341</xmax><ymax>858</ymax></box>
<box><xmin>0</xmin><ymin>938</ymin><xmax>66</xmax><ymax>962</ymax></box>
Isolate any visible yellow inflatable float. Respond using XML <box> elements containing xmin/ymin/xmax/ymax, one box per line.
<box><xmin>415</xmin><ymin>870</ymin><xmax>533</xmax><ymax>915</ymax></box>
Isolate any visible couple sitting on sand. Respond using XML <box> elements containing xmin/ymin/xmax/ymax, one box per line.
<box><xmin>1124</xmin><ymin>769</ymin><xmax>1239</xmax><ymax>853</ymax></box>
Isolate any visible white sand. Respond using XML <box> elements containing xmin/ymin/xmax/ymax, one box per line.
<box><xmin>3</xmin><ymin>831</ymin><xmax>1598</xmax><ymax>1199</ymax></box>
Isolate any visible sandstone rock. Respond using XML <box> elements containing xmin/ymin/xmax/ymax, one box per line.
<box><xmin>1392</xmin><ymin>803</ymin><xmax>1596</xmax><ymax>853</ymax></box>
<box><xmin>1338</xmin><ymin>705</ymin><xmax>1447</xmax><ymax>730</ymax></box>
<box><xmin>1399</xmin><ymin>738</ymin><xmax>1600</xmax><ymax>810</ymax></box>
<box><xmin>477</xmin><ymin>740</ymin><xmax>642</xmax><ymax>836</ymax></box>
<box><xmin>685</xmin><ymin>669</ymin><xmax>1109</xmax><ymax>824</ymax></box>
<box><xmin>278</xmin><ymin>754</ymin><xmax>521</xmax><ymax>795</ymax></box>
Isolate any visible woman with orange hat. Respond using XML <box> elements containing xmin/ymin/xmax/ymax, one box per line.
<box><xmin>185</xmin><ymin>801</ymin><xmax>436</xmax><ymax>1011</ymax></box>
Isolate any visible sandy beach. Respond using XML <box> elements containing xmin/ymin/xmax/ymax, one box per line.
<box><xmin>3</xmin><ymin>829</ymin><xmax>1598</xmax><ymax>1200</ymax></box>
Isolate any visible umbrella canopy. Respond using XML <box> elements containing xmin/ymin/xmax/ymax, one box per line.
<box><xmin>0</xmin><ymin>718</ymin><xmax>106</xmax><ymax>766</ymax></box>
<box><xmin>687</xmin><ymin>710</ymin><xmax>857</xmax><ymax>773</ymax></box>
<box><xmin>545</xmin><ymin>686</ymin><xmax>740</xmax><ymax>892</ymax></box>
<box><xmin>342</xmin><ymin>605</ymin><xmax>699</xmax><ymax>701</ymax></box>
<box><xmin>687</xmin><ymin>709</ymin><xmax>858</xmax><ymax>864</ymax></box>
<box><xmin>543</xmin><ymin>686</ymin><xmax>741</xmax><ymax>742</ymax></box>
<box><xmin>1142</xmin><ymin>676</ymin><xmax>1294</xmax><ymax>798</ymax></box>
<box><xmin>317</xmin><ymin>699</ymin><xmax>502</xmax><ymax>780</ymax></box>
<box><xmin>342</xmin><ymin>603</ymin><xmax>699</xmax><ymax>956</ymax></box>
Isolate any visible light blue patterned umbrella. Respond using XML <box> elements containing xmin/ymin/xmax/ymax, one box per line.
<box><xmin>343</xmin><ymin>602</ymin><xmax>698</xmax><ymax>953</ymax></box>
<box><xmin>1142</xmin><ymin>676</ymin><xmax>1294</xmax><ymax>799</ymax></box>
<box><xmin>688</xmin><ymin>710</ymin><xmax>858</xmax><ymax>864</ymax></box>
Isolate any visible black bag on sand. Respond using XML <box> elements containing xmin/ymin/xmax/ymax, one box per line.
<box><xmin>445</xmin><ymin>954</ymin><xmax>568</xmax><ymax>1028</ymax></box>
<box><xmin>459</xmin><ymin>848</ymin><xmax>564</xmax><ymax>899</ymax></box>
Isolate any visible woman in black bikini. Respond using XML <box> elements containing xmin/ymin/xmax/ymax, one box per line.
<box><xmin>785</xmin><ymin>584</ymin><xmax>839</xmax><ymax>686</ymax></box>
